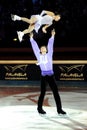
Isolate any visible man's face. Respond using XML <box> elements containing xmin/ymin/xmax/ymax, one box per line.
<box><xmin>40</xmin><ymin>46</ymin><xmax>47</xmax><ymax>55</ymax></box>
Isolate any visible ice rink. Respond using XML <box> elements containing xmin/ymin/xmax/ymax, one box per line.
<box><xmin>0</xmin><ymin>89</ymin><xmax>87</xmax><ymax>130</ymax></box>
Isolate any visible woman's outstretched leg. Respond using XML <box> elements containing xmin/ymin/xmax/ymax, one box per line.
<box><xmin>17</xmin><ymin>25</ymin><xmax>35</xmax><ymax>42</ymax></box>
<box><xmin>11</xmin><ymin>14</ymin><xmax>37</xmax><ymax>42</ymax></box>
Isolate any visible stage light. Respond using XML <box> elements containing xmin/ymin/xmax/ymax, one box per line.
<box><xmin>13</xmin><ymin>38</ymin><xmax>17</xmax><ymax>41</ymax></box>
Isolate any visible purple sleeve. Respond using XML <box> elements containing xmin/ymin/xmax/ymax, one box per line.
<box><xmin>30</xmin><ymin>38</ymin><xmax>40</xmax><ymax>59</ymax></box>
<box><xmin>47</xmin><ymin>36</ymin><xmax>54</xmax><ymax>56</ymax></box>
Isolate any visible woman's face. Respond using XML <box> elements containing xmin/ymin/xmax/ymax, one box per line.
<box><xmin>40</xmin><ymin>46</ymin><xmax>47</xmax><ymax>55</ymax></box>
<box><xmin>55</xmin><ymin>15</ymin><xmax>61</xmax><ymax>21</ymax></box>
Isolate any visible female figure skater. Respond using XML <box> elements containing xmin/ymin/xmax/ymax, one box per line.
<box><xmin>11</xmin><ymin>10</ymin><xmax>61</xmax><ymax>42</ymax></box>
<box><xmin>29</xmin><ymin>29</ymin><xmax>66</xmax><ymax>115</ymax></box>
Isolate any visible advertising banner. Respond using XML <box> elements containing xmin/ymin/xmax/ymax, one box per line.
<box><xmin>0</xmin><ymin>64</ymin><xmax>40</xmax><ymax>80</ymax></box>
<box><xmin>0</xmin><ymin>64</ymin><xmax>87</xmax><ymax>81</ymax></box>
<box><xmin>54</xmin><ymin>64</ymin><xmax>86</xmax><ymax>81</ymax></box>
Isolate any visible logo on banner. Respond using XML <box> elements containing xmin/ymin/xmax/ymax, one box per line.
<box><xmin>59</xmin><ymin>65</ymin><xmax>85</xmax><ymax>80</ymax></box>
<box><xmin>4</xmin><ymin>65</ymin><xmax>28</xmax><ymax>80</ymax></box>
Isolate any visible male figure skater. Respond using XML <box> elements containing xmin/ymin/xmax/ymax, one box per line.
<box><xmin>29</xmin><ymin>29</ymin><xmax>66</xmax><ymax>115</ymax></box>
<box><xmin>11</xmin><ymin>10</ymin><xmax>61</xmax><ymax>42</ymax></box>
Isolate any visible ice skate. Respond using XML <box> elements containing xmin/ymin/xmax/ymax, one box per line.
<box><xmin>58</xmin><ymin>109</ymin><xmax>66</xmax><ymax>115</ymax></box>
<box><xmin>17</xmin><ymin>31</ymin><xmax>24</xmax><ymax>42</ymax></box>
<box><xmin>37</xmin><ymin>108</ymin><xmax>46</xmax><ymax>114</ymax></box>
<box><xmin>11</xmin><ymin>14</ymin><xmax>21</xmax><ymax>21</ymax></box>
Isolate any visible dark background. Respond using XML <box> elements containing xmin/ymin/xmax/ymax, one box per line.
<box><xmin>0</xmin><ymin>0</ymin><xmax>87</xmax><ymax>60</ymax></box>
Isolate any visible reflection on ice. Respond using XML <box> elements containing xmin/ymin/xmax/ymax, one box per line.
<box><xmin>0</xmin><ymin>106</ymin><xmax>87</xmax><ymax>130</ymax></box>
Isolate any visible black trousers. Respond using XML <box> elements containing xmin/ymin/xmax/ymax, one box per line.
<box><xmin>37</xmin><ymin>75</ymin><xmax>62</xmax><ymax>112</ymax></box>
